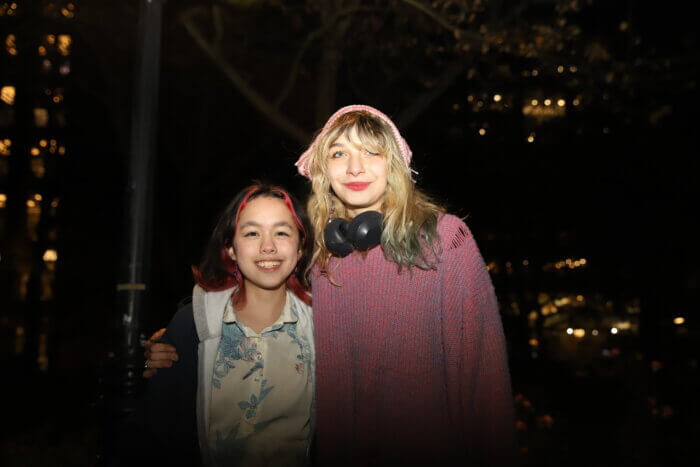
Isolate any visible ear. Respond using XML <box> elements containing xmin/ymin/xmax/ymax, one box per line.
<box><xmin>227</xmin><ymin>246</ymin><xmax>236</xmax><ymax>262</ymax></box>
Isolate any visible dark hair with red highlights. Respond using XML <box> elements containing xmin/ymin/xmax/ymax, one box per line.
<box><xmin>192</xmin><ymin>182</ymin><xmax>313</xmax><ymax>306</ymax></box>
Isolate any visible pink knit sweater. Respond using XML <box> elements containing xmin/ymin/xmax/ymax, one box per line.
<box><xmin>311</xmin><ymin>214</ymin><xmax>516</xmax><ymax>466</ymax></box>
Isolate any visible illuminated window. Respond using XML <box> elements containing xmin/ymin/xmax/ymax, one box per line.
<box><xmin>0</xmin><ymin>138</ymin><xmax>10</xmax><ymax>155</ymax></box>
<box><xmin>5</xmin><ymin>34</ymin><xmax>18</xmax><ymax>55</ymax></box>
<box><xmin>62</xmin><ymin>3</ymin><xmax>76</xmax><ymax>19</ymax></box>
<box><xmin>51</xmin><ymin>88</ymin><xmax>65</xmax><ymax>104</ymax></box>
<box><xmin>28</xmin><ymin>139</ymin><xmax>63</xmax><ymax>178</ymax></box>
<box><xmin>41</xmin><ymin>59</ymin><xmax>52</xmax><ymax>73</ymax></box>
<box><xmin>27</xmin><ymin>197</ymin><xmax>42</xmax><ymax>240</ymax></box>
<box><xmin>1</xmin><ymin>2</ymin><xmax>19</xmax><ymax>16</ymax></box>
<box><xmin>43</xmin><ymin>249</ymin><xmax>58</xmax><ymax>263</ymax></box>
<box><xmin>49</xmin><ymin>197</ymin><xmax>60</xmax><ymax>216</ymax></box>
<box><xmin>57</xmin><ymin>35</ymin><xmax>71</xmax><ymax>55</ymax></box>
<box><xmin>41</xmin><ymin>1</ymin><xmax>76</xmax><ymax>20</ymax></box>
<box><xmin>31</xmin><ymin>157</ymin><xmax>46</xmax><ymax>178</ymax></box>
<box><xmin>0</xmin><ymin>193</ymin><xmax>7</xmax><ymax>208</ymax></box>
<box><xmin>1</xmin><ymin>86</ymin><xmax>15</xmax><ymax>105</ymax></box>
<box><xmin>34</xmin><ymin>108</ymin><xmax>49</xmax><ymax>127</ymax></box>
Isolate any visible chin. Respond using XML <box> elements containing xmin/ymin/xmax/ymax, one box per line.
<box><xmin>341</xmin><ymin>194</ymin><xmax>381</xmax><ymax>209</ymax></box>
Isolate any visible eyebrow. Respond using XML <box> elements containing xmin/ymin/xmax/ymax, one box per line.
<box><xmin>238</xmin><ymin>221</ymin><xmax>293</xmax><ymax>228</ymax></box>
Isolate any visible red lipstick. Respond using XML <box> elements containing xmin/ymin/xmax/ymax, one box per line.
<box><xmin>344</xmin><ymin>182</ymin><xmax>370</xmax><ymax>191</ymax></box>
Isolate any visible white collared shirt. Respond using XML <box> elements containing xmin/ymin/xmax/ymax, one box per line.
<box><xmin>208</xmin><ymin>291</ymin><xmax>314</xmax><ymax>467</ymax></box>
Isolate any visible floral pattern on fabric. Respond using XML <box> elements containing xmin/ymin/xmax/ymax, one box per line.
<box><xmin>212</xmin><ymin>321</ymin><xmax>261</xmax><ymax>389</ymax></box>
<box><xmin>286</xmin><ymin>320</ymin><xmax>313</xmax><ymax>381</ymax></box>
<box><xmin>208</xmin><ymin>294</ymin><xmax>315</xmax><ymax>467</ymax></box>
<box><xmin>238</xmin><ymin>379</ymin><xmax>274</xmax><ymax>420</ymax></box>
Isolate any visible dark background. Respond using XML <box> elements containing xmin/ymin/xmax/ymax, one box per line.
<box><xmin>1</xmin><ymin>1</ymin><xmax>698</xmax><ymax>465</ymax></box>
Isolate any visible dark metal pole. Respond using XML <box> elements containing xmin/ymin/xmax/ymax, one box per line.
<box><xmin>101</xmin><ymin>1</ymin><xmax>163</xmax><ymax>465</ymax></box>
<box><xmin>118</xmin><ymin>0</ymin><xmax>164</xmax><ymax>364</ymax></box>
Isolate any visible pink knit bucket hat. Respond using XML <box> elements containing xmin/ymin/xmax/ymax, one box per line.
<box><xmin>294</xmin><ymin>104</ymin><xmax>415</xmax><ymax>180</ymax></box>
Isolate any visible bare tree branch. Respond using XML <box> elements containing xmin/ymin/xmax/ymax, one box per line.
<box><xmin>181</xmin><ymin>7</ymin><xmax>310</xmax><ymax>145</ymax></box>
<box><xmin>400</xmin><ymin>0</ymin><xmax>460</xmax><ymax>33</ymax></box>
<box><xmin>275</xmin><ymin>5</ymin><xmax>376</xmax><ymax>108</ymax></box>
<box><xmin>399</xmin><ymin>0</ymin><xmax>480</xmax><ymax>44</ymax></box>
<box><xmin>396</xmin><ymin>59</ymin><xmax>467</xmax><ymax>129</ymax></box>
<box><xmin>400</xmin><ymin>0</ymin><xmax>529</xmax><ymax>49</ymax></box>
<box><xmin>212</xmin><ymin>4</ymin><xmax>224</xmax><ymax>47</ymax></box>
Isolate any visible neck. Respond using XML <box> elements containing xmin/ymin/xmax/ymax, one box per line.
<box><xmin>346</xmin><ymin>205</ymin><xmax>382</xmax><ymax>218</ymax></box>
<box><xmin>242</xmin><ymin>282</ymin><xmax>287</xmax><ymax>311</ymax></box>
<box><xmin>236</xmin><ymin>281</ymin><xmax>288</xmax><ymax>333</ymax></box>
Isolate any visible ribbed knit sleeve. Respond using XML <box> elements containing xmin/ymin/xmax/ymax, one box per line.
<box><xmin>439</xmin><ymin>216</ymin><xmax>517</xmax><ymax>466</ymax></box>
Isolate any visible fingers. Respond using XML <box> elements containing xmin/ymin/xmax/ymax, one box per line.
<box><xmin>144</xmin><ymin>328</ymin><xmax>168</xmax><ymax>351</ymax></box>
<box><xmin>142</xmin><ymin>328</ymin><xmax>172</xmax><ymax>379</ymax></box>
<box><xmin>151</xmin><ymin>328</ymin><xmax>167</xmax><ymax>341</ymax></box>
<box><xmin>145</xmin><ymin>355</ymin><xmax>177</xmax><ymax>369</ymax></box>
<box><xmin>144</xmin><ymin>342</ymin><xmax>178</xmax><ymax>357</ymax></box>
<box><xmin>144</xmin><ymin>347</ymin><xmax>178</xmax><ymax>363</ymax></box>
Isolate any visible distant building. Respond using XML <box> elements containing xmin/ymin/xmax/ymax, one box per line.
<box><xmin>1</xmin><ymin>1</ymin><xmax>75</xmax><ymax>370</ymax></box>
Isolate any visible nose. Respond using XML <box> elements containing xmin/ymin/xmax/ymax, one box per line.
<box><xmin>260</xmin><ymin>233</ymin><xmax>277</xmax><ymax>254</ymax></box>
<box><xmin>346</xmin><ymin>152</ymin><xmax>365</xmax><ymax>176</ymax></box>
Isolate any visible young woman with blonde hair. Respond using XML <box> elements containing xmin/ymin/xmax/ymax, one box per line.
<box><xmin>146</xmin><ymin>105</ymin><xmax>516</xmax><ymax>466</ymax></box>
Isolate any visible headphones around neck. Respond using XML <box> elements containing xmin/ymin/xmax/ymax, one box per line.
<box><xmin>324</xmin><ymin>211</ymin><xmax>383</xmax><ymax>257</ymax></box>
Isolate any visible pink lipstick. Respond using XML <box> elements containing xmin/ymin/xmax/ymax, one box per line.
<box><xmin>344</xmin><ymin>182</ymin><xmax>370</xmax><ymax>191</ymax></box>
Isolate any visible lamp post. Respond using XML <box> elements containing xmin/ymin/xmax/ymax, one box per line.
<box><xmin>102</xmin><ymin>0</ymin><xmax>163</xmax><ymax>464</ymax></box>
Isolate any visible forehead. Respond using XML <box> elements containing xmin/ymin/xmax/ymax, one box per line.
<box><xmin>331</xmin><ymin>124</ymin><xmax>382</xmax><ymax>149</ymax></box>
<box><xmin>237</xmin><ymin>195</ymin><xmax>296</xmax><ymax>225</ymax></box>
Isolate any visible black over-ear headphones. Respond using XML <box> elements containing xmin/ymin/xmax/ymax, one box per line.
<box><xmin>324</xmin><ymin>211</ymin><xmax>383</xmax><ymax>257</ymax></box>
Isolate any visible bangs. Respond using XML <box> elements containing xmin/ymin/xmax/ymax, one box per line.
<box><xmin>349</xmin><ymin>117</ymin><xmax>390</xmax><ymax>154</ymax></box>
<box><xmin>330</xmin><ymin>112</ymin><xmax>391</xmax><ymax>155</ymax></box>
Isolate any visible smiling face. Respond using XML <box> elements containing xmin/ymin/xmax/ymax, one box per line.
<box><xmin>228</xmin><ymin>196</ymin><xmax>302</xmax><ymax>294</ymax></box>
<box><xmin>326</xmin><ymin>126</ymin><xmax>389</xmax><ymax>216</ymax></box>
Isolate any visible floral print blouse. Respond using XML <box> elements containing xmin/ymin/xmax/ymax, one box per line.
<box><xmin>208</xmin><ymin>292</ymin><xmax>314</xmax><ymax>467</ymax></box>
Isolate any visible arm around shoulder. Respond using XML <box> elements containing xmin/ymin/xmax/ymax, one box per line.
<box><xmin>139</xmin><ymin>302</ymin><xmax>201</xmax><ymax>466</ymax></box>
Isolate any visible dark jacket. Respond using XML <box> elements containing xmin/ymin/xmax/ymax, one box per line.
<box><xmin>120</xmin><ymin>300</ymin><xmax>201</xmax><ymax>467</ymax></box>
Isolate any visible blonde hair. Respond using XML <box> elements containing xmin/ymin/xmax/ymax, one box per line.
<box><xmin>305</xmin><ymin>111</ymin><xmax>445</xmax><ymax>277</ymax></box>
